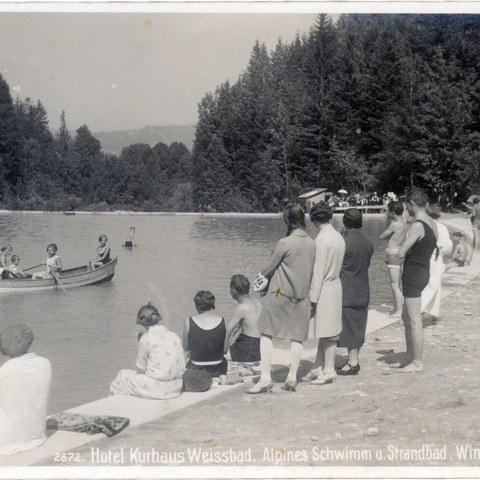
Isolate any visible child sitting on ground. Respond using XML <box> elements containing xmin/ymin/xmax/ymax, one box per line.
<box><xmin>0</xmin><ymin>325</ymin><xmax>52</xmax><ymax>455</ymax></box>
<box><xmin>446</xmin><ymin>232</ymin><xmax>472</xmax><ymax>270</ymax></box>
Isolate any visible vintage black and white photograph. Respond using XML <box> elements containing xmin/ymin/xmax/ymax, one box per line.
<box><xmin>0</xmin><ymin>2</ymin><xmax>480</xmax><ymax>478</ymax></box>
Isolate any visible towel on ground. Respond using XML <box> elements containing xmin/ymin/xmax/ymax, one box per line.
<box><xmin>47</xmin><ymin>412</ymin><xmax>129</xmax><ymax>437</ymax></box>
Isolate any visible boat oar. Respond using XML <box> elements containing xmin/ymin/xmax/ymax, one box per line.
<box><xmin>52</xmin><ymin>271</ymin><xmax>68</xmax><ymax>296</ymax></box>
<box><xmin>23</xmin><ymin>262</ymin><xmax>46</xmax><ymax>272</ymax></box>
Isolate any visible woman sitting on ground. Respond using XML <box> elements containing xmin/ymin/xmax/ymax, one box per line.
<box><xmin>183</xmin><ymin>291</ymin><xmax>228</xmax><ymax>378</ymax></box>
<box><xmin>110</xmin><ymin>302</ymin><xmax>185</xmax><ymax>399</ymax></box>
<box><xmin>32</xmin><ymin>244</ymin><xmax>62</xmax><ymax>280</ymax></box>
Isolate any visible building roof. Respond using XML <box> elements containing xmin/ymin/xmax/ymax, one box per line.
<box><xmin>297</xmin><ymin>188</ymin><xmax>328</xmax><ymax>200</ymax></box>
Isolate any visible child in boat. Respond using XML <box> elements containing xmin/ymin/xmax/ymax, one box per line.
<box><xmin>183</xmin><ymin>290</ymin><xmax>228</xmax><ymax>378</ymax></box>
<box><xmin>2</xmin><ymin>254</ymin><xmax>30</xmax><ymax>279</ymax></box>
<box><xmin>110</xmin><ymin>302</ymin><xmax>185</xmax><ymax>399</ymax></box>
<box><xmin>0</xmin><ymin>325</ymin><xmax>52</xmax><ymax>455</ymax></box>
<box><xmin>125</xmin><ymin>227</ymin><xmax>135</xmax><ymax>248</ymax></box>
<box><xmin>89</xmin><ymin>235</ymin><xmax>111</xmax><ymax>269</ymax></box>
<box><xmin>0</xmin><ymin>246</ymin><xmax>12</xmax><ymax>273</ymax></box>
<box><xmin>32</xmin><ymin>244</ymin><xmax>62</xmax><ymax>280</ymax></box>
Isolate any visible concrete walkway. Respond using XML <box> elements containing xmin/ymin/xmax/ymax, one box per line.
<box><xmin>2</xmin><ymin>217</ymin><xmax>478</xmax><ymax>469</ymax></box>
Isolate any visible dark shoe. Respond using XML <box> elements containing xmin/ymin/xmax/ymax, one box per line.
<box><xmin>337</xmin><ymin>363</ymin><xmax>360</xmax><ymax>375</ymax></box>
<box><xmin>281</xmin><ymin>380</ymin><xmax>297</xmax><ymax>392</ymax></box>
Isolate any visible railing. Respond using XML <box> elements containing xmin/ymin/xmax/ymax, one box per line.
<box><xmin>332</xmin><ymin>205</ymin><xmax>386</xmax><ymax>214</ymax></box>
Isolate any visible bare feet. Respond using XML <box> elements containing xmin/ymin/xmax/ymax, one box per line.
<box><xmin>397</xmin><ymin>362</ymin><xmax>423</xmax><ymax>373</ymax></box>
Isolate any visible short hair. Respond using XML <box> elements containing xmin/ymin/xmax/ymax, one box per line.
<box><xmin>194</xmin><ymin>290</ymin><xmax>215</xmax><ymax>313</ymax></box>
<box><xmin>388</xmin><ymin>201</ymin><xmax>404</xmax><ymax>216</ymax></box>
<box><xmin>136</xmin><ymin>302</ymin><xmax>160</xmax><ymax>327</ymax></box>
<box><xmin>1</xmin><ymin>245</ymin><xmax>12</xmax><ymax>253</ymax></box>
<box><xmin>473</xmin><ymin>197</ymin><xmax>479</xmax><ymax>204</ymax></box>
<box><xmin>130</xmin><ymin>226</ymin><xmax>136</xmax><ymax>230</ymax></box>
<box><xmin>46</xmin><ymin>243</ymin><xmax>58</xmax><ymax>253</ymax></box>
<box><xmin>309</xmin><ymin>201</ymin><xmax>332</xmax><ymax>224</ymax></box>
<box><xmin>406</xmin><ymin>188</ymin><xmax>429</xmax><ymax>208</ymax></box>
<box><xmin>10</xmin><ymin>254</ymin><xmax>20</xmax><ymax>263</ymax></box>
<box><xmin>230</xmin><ymin>274</ymin><xmax>250</xmax><ymax>295</ymax></box>
<box><xmin>98</xmin><ymin>234</ymin><xmax>108</xmax><ymax>242</ymax></box>
<box><xmin>283</xmin><ymin>204</ymin><xmax>305</xmax><ymax>231</ymax></box>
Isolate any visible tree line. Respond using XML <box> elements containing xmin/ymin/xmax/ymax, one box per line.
<box><xmin>191</xmin><ymin>14</ymin><xmax>480</xmax><ymax>212</ymax></box>
<box><xmin>1</xmin><ymin>14</ymin><xmax>479</xmax><ymax>212</ymax></box>
<box><xmin>0</xmin><ymin>85</ymin><xmax>193</xmax><ymax>211</ymax></box>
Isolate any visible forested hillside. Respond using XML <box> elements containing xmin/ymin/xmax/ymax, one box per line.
<box><xmin>0</xmin><ymin>91</ymin><xmax>192</xmax><ymax>211</ymax></box>
<box><xmin>1</xmin><ymin>14</ymin><xmax>479</xmax><ymax>212</ymax></box>
<box><xmin>191</xmin><ymin>14</ymin><xmax>480</xmax><ymax>212</ymax></box>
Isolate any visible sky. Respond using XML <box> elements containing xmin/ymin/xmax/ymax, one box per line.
<box><xmin>0</xmin><ymin>12</ymin><xmax>319</xmax><ymax>132</ymax></box>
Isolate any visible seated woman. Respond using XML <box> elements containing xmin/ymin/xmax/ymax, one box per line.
<box><xmin>32</xmin><ymin>244</ymin><xmax>62</xmax><ymax>280</ymax></box>
<box><xmin>0</xmin><ymin>325</ymin><xmax>52</xmax><ymax>455</ymax></box>
<box><xmin>110</xmin><ymin>302</ymin><xmax>185</xmax><ymax>399</ymax></box>
<box><xmin>183</xmin><ymin>291</ymin><xmax>227</xmax><ymax>378</ymax></box>
<box><xmin>89</xmin><ymin>235</ymin><xmax>111</xmax><ymax>269</ymax></box>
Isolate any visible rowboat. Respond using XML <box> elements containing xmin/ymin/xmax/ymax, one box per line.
<box><xmin>0</xmin><ymin>257</ymin><xmax>117</xmax><ymax>293</ymax></box>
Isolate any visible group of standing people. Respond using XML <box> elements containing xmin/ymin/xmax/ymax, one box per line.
<box><xmin>249</xmin><ymin>202</ymin><xmax>374</xmax><ymax>393</ymax></box>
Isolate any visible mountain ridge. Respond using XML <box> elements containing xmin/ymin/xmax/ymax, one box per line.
<box><xmin>94</xmin><ymin>124</ymin><xmax>196</xmax><ymax>155</ymax></box>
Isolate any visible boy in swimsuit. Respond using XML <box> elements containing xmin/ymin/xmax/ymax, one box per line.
<box><xmin>225</xmin><ymin>274</ymin><xmax>262</xmax><ymax>363</ymax></box>
<box><xmin>446</xmin><ymin>232</ymin><xmax>471</xmax><ymax>270</ymax></box>
<box><xmin>125</xmin><ymin>227</ymin><xmax>136</xmax><ymax>248</ymax></box>
<box><xmin>379</xmin><ymin>201</ymin><xmax>407</xmax><ymax>316</ymax></box>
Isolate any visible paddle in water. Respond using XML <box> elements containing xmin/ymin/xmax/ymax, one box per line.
<box><xmin>52</xmin><ymin>271</ymin><xmax>68</xmax><ymax>296</ymax></box>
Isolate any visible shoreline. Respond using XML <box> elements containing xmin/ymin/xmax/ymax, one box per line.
<box><xmin>1</xmin><ymin>217</ymin><xmax>478</xmax><ymax>470</ymax></box>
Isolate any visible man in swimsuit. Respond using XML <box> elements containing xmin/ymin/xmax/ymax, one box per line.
<box><xmin>397</xmin><ymin>188</ymin><xmax>438</xmax><ymax>373</ymax></box>
<box><xmin>225</xmin><ymin>274</ymin><xmax>262</xmax><ymax>363</ymax></box>
<box><xmin>379</xmin><ymin>201</ymin><xmax>407</xmax><ymax>316</ymax></box>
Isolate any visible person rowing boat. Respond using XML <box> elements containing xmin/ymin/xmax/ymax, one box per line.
<box><xmin>32</xmin><ymin>244</ymin><xmax>63</xmax><ymax>280</ymax></box>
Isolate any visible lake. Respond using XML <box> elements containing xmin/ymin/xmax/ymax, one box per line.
<box><xmin>0</xmin><ymin>212</ymin><xmax>391</xmax><ymax>413</ymax></box>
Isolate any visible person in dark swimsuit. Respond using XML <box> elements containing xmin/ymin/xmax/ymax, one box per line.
<box><xmin>183</xmin><ymin>290</ymin><xmax>227</xmax><ymax>378</ymax></box>
<box><xmin>89</xmin><ymin>235</ymin><xmax>111</xmax><ymax>269</ymax></box>
<box><xmin>398</xmin><ymin>188</ymin><xmax>438</xmax><ymax>373</ymax></box>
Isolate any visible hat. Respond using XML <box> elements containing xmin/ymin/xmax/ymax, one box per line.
<box><xmin>343</xmin><ymin>208</ymin><xmax>362</xmax><ymax>229</ymax></box>
<box><xmin>309</xmin><ymin>201</ymin><xmax>332</xmax><ymax>222</ymax></box>
<box><xmin>0</xmin><ymin>325</ymin><xmax>34</xmax><ymax>357</ymax></box>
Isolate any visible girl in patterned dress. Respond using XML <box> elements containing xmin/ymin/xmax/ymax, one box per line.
<box><xmin>110</xmin><ymin>303</ymin><xmax>185</xmax><ymax>399</ymax></box>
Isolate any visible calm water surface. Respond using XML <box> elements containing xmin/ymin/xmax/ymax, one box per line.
<box><xmin>0</xmin><ymin>212</ymin><xmax>391</xmax><ymax>413</ymax></box>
